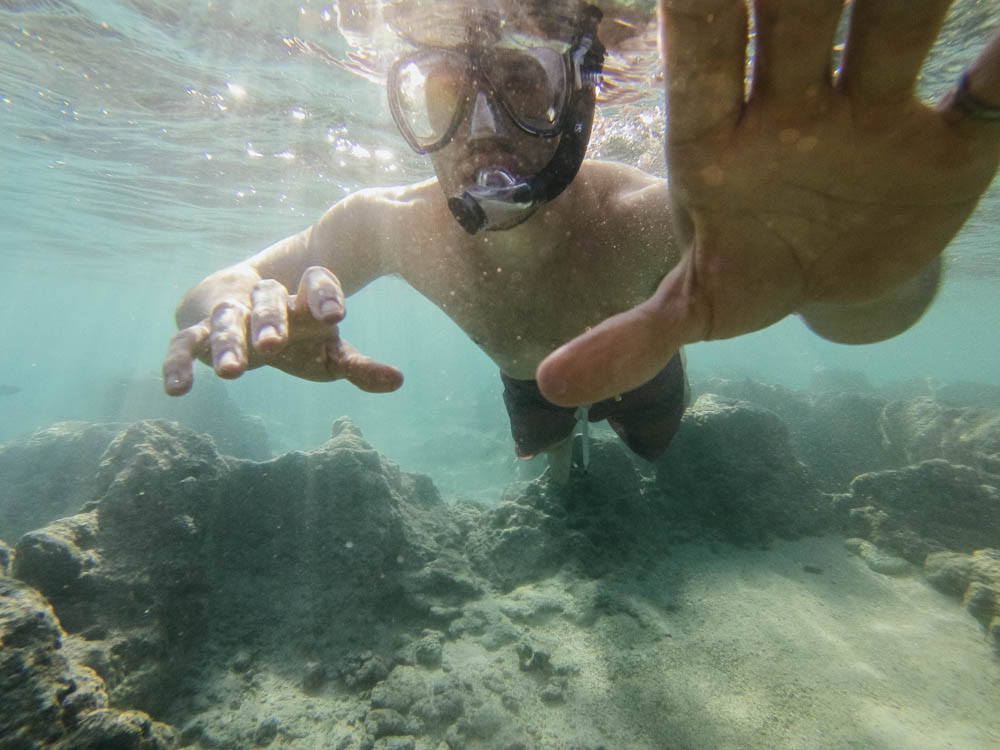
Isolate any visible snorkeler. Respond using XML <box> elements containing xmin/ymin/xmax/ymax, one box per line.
<box><xmin>163</xmin><ymin>0</ymin><xmax>1000</xmax><ymax>481</ymax></box>
<box><xmin>165</xmin><ymin>0</ymin><xmax>688</xmax><ymax>480</ymax></box>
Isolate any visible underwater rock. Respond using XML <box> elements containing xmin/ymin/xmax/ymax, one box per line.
<box><xmin>0</xmin><ymin>576</ymin><xmax>173</xmax><ymax>749</ymax></box>
<box><xmin>446</xmin><ymin>601</ymin><xmax>521</xmax><ymax>651</ymax></box>
<box><xmin>693</xmin><ymin>380</ymin><xmax>1000</xmax><ymax>492</ymax></box>
<box><xmin>470</xmin><ymin>396</ymin><xmax>844</xmax><ymax>587</ymax></box>
<box><xmin>841</xmin><ymin>459</ymin><xmax>1000</xmax><ymax>564</ymax></box>
<box><xmin>231</xmin><ymin>650</ymin><xmax>254</xmax><ymax>673</ymax></box>
<box><xmin>302</xmin><ymin>660</ymin><xmax>328</xmax><ymax>693</ymax></box>
<box><xmin>99</xmin><ymin>374</ymin><xmax>271</xmax><ymax>460</ymax></box>
<box><xmin>964</xmin><ymin>582</ymin><xmax>998</xmax><ymax>630</ymax></box>
<box><xmin>11</xmin><ymin>513</ymin><xmax>101</xmax><ymax>632</ymax></box>
<box><xmin>690</xmin><ymin>377</ymin><xmax>814</xmax><ymax>430</ymax></box>
<box><xmin>395</xmin><ymin>629</ymin><xmax>445</xmax><ymax>668</ymax></box>
<box><xmin>373</xmin><ymin>737</ymin><xmax>416</xmax><ymax>750</ymax></box>
<box><xmin>844</xmin><ymin>538</ymin><xmax>915</xmax><ymax>577</ymax></box>
<box><xmin>882</xmin><ymin>378</ymin><xmax>1000</xmax><ymax>410</ymax></box>
<box><xmin>793</xmin><ymin>391</ymin><xmax>896</xmax><ymax>492</ymax></box>
<box><xmin>923</xmin><ymin>550</ymin><xmax>976</xmax><ymax>597</ymax></box>
<box><xmin>467</xmin><ymin>434</ymin><xmax>654</xmax><ymax>589</ymax></box>
<box><xmin>339</xmin><ymin>650</ymin><xmax>393</xmax><ymax>691</ymax></box>
<box><xmin>7</xmin><ymin>397</ymin><xmax>1000</xmax><ymax>746</ymax></box>
<box><xmin>11</xmin><ymin>418</ymin><xmax>473</xmax><ymax>719</ymax></box>
<box><xmin>0</xmin><ymin>539</ymin><xmax>11</xmax><ymax>576</ymax></box>
<box><xmin>516</xmin><ymin>641</ymin><xmax>552</xmax><ymax>673</ymax></box>
<box><xmin>252</xmin><ymin>716</ymin><xmax>279</xmax><ymax>746</ymax></box>
<box><xmin>369</xmin><ymin>666</ymin><xmax>465</xmax><ymax>730</ymax></box>
<box><xmin>653</xmin><ymin>395</ymin><xmax>833</xmax><ymax>544</ymax></box>
<box><xmin>880</xmin><ymin>397</ymin><xmax>1000</xmax><ymax>475</ymax></box>
<box><xmin>55</xmin><ymin>709</ymin><xmax>175</xmax><ymax>750</ymax></box>
<box><xmin>0</xmin><ymin>421</ymin><xmax>122</xmax><ymax>542</ymax></box>
<box><xmin>924</xmin><ymin>548</ymin><xmax>1000</xmax><ymax>651</ymax></box>
<box><xmin>695</xmin><ymin>380</ymin><xmax>897</xmax><ymax>492</ymax></box>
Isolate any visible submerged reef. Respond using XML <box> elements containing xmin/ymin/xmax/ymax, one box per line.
<box><xmin>0</xmin><ymin>422</ymin><xmax>124</xmax><ymax>541</ymax></box>
<box><xmin>1</xmin><ymin>378</ymin><xmax>999</xmax><ymax>748</ymax></box>
<box><xmin>0</xmin><ymin>576</ymin><xmax>174</xmax><ymax>749</ymax></box>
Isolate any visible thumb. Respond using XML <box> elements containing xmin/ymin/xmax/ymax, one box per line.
<box><xmin>328</xmin><ymin>339</ymin><xmax>404</xmax><ymax>393</ymax></box>
<box><xmin>536</xmin><ymin>260</ymin><xmax>707</xmax><ymax>406</ymax></box>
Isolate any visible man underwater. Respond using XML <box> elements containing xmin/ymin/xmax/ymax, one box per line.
<box><xmin>163</xmin><ymin>0</ymin><xmax>1000</xmax><ymax>481</ymax></box>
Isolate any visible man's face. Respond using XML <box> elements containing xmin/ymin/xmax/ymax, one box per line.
<box><xmin>428</xmin><ymin>75</ymin><xmax>563</xmax><ymax>199</ymax></box>
<box><xmin>388</xmin><ymin>39</ymin><xmax>574</xmax><ymax>197</ymax></box>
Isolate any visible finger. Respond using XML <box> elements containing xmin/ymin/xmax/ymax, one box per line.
<box><xmin>750</xmin><ymin>0</ymin><xmax>842</xmax><ymax>104</ymax></box>
<box><xmin>536</xmin><ymin>260</ymin><xmax>708</xmax><ymax>407</ymax></box>
<box><xmin>330</xmin><ymin>339</ymin><xmax>404</xmax><ymax>393</ymax></box>
<box><xmin>209</xmin><ymin>301</ymin><xmax>251</xmax><ymax>379</ymax></box>
<box><xmin>294</xmin><ymin>266</ymin><xmax>345</xmax><ymax>323</ymax></box>
<box><xmin>163</xmin><ymin>323</ymin><xmax>210</xmax><ymax>396</ymax></box>
<box><xmin>659</xmin><ymin>0</ymin><xmax>748</xmax><ymax>141</ymax></box>
<box><xmin>839</xmin><ymin>0</ymin><xmax>951</xmax><ymax>102</ymax></box>
<box><xmin>250</xmin><ymin>279</ymin><xmax>290</xmax><ymax>355</ymax></box>
<box><xmin>945</xmin><ymin>28</ymin><xmax>1000</xmax><ymax>116</ymax></box>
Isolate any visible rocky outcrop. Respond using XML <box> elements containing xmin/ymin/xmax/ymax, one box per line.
<box><xmin>0</xmin><ymin>576</ymin><xmax>173</xmax><ymax>750</ymax></box>
<box><xmin>469</xmin><ymin>394</ymin><xmax>838</xmax><ymax>588</ymax></box>
<box><xmin>468</xmin><ymin>435</ymin><xmax>655</xmax><ymax>589</ymax></box>
<box><xmin>0</xmin><ymin>422</ymin><xmax>122</xmax><ymax>543</ymax></box>
<box><xmin>653</xmin><ymin>395</ymin><xmax>833</xmax><ymax>544</ymax></box>
<box><xmin>880</xmin><ymin>397</ymin><xmax>1000</xmax><ymax>475</ymax></box>
<box><xmin>12</xmin><ymin>417</ymin><xmax>471</xmax><ymax>721</ymax></box>
<box><xmin>693</xmin><ymin>377</ymin><xmax>1000</xmax><ymax>492</ymax></box>
<box><xmin>834</xmin><ymin>459</ymin><xmax>1000</xmax><ymax>653</ymax></box>
<box><xmin>98</xmin><ymin>375</ymin><xmax>270</xmax><ymax>461</ymax></box>
<box><xmin>839</xmin><ymin>459</ymin><xmax>1000</xmax><ymax>565</ymax></box>
<box><xmin>6</xmin><ymin>380</ymin><xmax>1000</xmax><ymax>746</ymax></box>
<box><xmin>0</xmin><ymin>377</ymin><xmax>272</xmax><ymax>544</ymax></box>
<box><xmin>882</xmin><ymin>378</ymin><xmax>1000</xmax><ymax>410</ymax></box>
<box><xmin>924</xmin><ymin>548</ymin><xmax>1000</xmax><ymax>653</ymax></box>
<box><xmin>693</xmin><ymin>377</ymin><xmax>892</xmax><ymax>492</ymax></box>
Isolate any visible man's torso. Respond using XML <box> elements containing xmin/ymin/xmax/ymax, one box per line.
<box><xmin>387</xmin><ymin>161</ymin><xmax>678</xmax><ymax>379</ymax></box>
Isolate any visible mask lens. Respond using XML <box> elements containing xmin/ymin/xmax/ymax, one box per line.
<box><xmin>389</xmin><ymin>50</ymin><xmax>467</xmax><ymax>152</ymax></box>
<box><xmin>488</xmin><ymin>47</ymin><xmax>569</xmax><ymax>134</ymax></box>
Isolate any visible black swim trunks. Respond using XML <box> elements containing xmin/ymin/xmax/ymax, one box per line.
<box><xmin>500</xmin><ymin>353</ymin><xmax>687</xmax><ymax>462</ymax></box>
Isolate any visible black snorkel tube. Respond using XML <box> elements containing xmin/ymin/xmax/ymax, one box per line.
<box><xmin>448</xmin><ymin>5</ymin><xmax>605</xmax><ymax>234</ymax></box>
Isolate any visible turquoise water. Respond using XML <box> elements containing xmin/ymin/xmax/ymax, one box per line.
<box><xmin>1</xmin><ymin>0</ymin><xmax>998</xmax><ymax>463</ymax></box>
<box><xmin>4</xmin><ymin>3</ymin><xmax>1000</xmax><ymax>748</ymax></box>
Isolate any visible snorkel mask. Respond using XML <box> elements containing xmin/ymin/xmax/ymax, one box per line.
<box><xmin>387</xmin><ymin>4</ymin><xmax>605</xmax><ymax>234</ymax></box>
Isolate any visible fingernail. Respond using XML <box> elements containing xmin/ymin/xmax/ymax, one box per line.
<box><xmin>257</xmin><ymin>325</ymin><xmax>278</xmax><ymax>342</ymax></box>
<box><xmin>320</xmin><ymin>299</ymin><xmax>341</xmax><ymax>318</ymax></box>
<box><xmin>218</xmin><ymin>351</ymin><xmax>239</xmax><ymax>371</ymax></box>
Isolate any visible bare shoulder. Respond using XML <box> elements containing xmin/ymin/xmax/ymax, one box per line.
<box><xmin>573</xmin><ymin>159</ymin><xmax>668</xmax><ymax>201</ymax></box>
<box><xmin>339</xmin><ymin>177</ymin><xmax>442</xmax><ymax>225</ymax></box>
<box><xmin>569</xmin><ymin>160</ymin><xmax>673</xmax><ymax>246</ymax></box>
<box><xmin>312</xmin><ymin>178</ymin><xmax>449</xmax><ymax>266</ymax></box>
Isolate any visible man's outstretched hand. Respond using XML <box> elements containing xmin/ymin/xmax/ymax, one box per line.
<box><xmin>163</xmin><ymin>266</ymin><xmax>403</xmax><ymax>396</ymax></box>
<box><xmin>538</xmin><ymin>0</ymin><xmax>1000</xmax><ymax>406</ymax></box>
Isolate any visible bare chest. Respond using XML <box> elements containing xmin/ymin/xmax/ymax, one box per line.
<box><xmin>404</xmin><ymin>238</ymin><xmax>665</xmax><ymax>378</ymax></box>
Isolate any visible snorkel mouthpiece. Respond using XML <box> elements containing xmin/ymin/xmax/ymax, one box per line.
<box><xmin>448</xmin><ymin>168</ymin><xmax>534</xmax><ymax>234</ymax></box>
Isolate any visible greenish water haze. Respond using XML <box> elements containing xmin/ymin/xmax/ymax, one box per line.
<box><xmin>1</xmin><ymin>0</ymin><xmax>998</xmax><ymax>465</ymax></box>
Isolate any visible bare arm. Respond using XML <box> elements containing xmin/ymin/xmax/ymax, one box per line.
<box><xmin>175</xmin><ymin>188</ymin><xmax>393</xmax><ymax>328</ymax></box>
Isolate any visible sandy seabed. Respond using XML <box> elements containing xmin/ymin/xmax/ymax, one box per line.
<box><xmin>465</xmin><ymin>536</ymin><xmax>1000</xmax><ymax>750</ymax></box>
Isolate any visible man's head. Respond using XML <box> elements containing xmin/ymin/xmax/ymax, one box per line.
<box><xmin>385</xmin><ymin>1</ymin><xmax>604</xmax><ymax>233</ymax></box>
